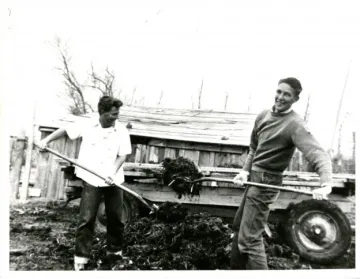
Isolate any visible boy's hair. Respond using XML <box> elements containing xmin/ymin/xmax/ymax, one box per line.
<box><xmin>98</xmin><ymin>96</ymin><xmax>123</xmax><ymax>114</ymax></box>
<box><xmin>278</xmin><ymin>77</ymin><xmax>302</xmax><ymax>96</ymax></box>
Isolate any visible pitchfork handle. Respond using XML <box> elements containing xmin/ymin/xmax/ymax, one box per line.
<box><xmin>191</xmin><ymin>177</ymin><xmax>313</xmax><ymax>195</ymax></box>
<box><xmin>34</xmin><ymin>143</ymin><xmax>159</xmax><ymax>212</ymax></box>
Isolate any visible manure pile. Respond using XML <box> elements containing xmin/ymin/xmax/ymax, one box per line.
<box><xmin>10</xmin><ymin>201</ymin><xmax>355</xmax><ymax>270</ymax></box>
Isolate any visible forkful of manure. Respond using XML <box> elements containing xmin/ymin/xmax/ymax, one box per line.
<box><xmin>160</xmin><ymin>157</ymin><xmax>204</xmax><ymax>198</ymax></box>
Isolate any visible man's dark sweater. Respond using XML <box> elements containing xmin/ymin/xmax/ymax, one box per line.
<box><xmin>242</xmin><ymin>109</ymin><xmax>332</xmax><ymax>185</ymax></box>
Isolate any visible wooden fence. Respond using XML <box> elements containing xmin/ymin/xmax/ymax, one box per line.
<box><xmin>9</xmin><ymin>136</ymin><xmax>40</xmax><ymax>200</ymax></box>
<box><xmin>9</xmin><ymin>136</ymin><xmax>26</xmax><ymax>200</ymax></box>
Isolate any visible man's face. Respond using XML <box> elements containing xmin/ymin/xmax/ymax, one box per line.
<box><xmin>100</xmin><ymin>106</ymin><xmax>119</xmax><ymax>128</ymax></box>
<box><xmin>274</xmin><ymin>83</ymin><xmax>299</xmax><ymax>112</ymax></box>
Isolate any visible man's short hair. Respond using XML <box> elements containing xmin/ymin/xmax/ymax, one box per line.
<box><xmin>278</xmin><ymin>77</ymin><xmax>302</xmax><ymax>96</ymax></box>
<box><xmin>98</xmin><ymin>96</ymin><xmax>123</xmax><ymax>114</ymax></box>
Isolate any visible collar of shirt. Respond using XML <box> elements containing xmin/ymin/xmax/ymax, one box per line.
<box><xmin>271</xmin><ymin>106</ymin><xmax>293</xmax><ymax>114</ymax></box>
<box><xmin>93</xmin><ymin>120</ymin><xmax>118</xmax><ymax>132</ymax></box>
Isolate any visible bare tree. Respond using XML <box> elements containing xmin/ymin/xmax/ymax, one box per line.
<box><xmin>224</xmin><ymin>92</ymin><xmax>229</xmax><ymax>110</ymax></box>
<box><xmin>130</xmin><ymin>86</ymin><xmax>137</xmax><ymax>105</ymax></box>
<box><xmin>331</xmin><ymin>60</ymin><xmax>351</xmax><ymax>151</ymax></box>
<box><xmin>247</xmin><ymin>92</ymin><xmax>252</xmax><ymax>112</ymax></box>
<box><xmin>304</xmin><ymin>93</ymin><xmax>311</xmax><ymax>123</ymax></box>
<box><xmin>53</xmin><ymin>37</ymin><xmax>123</xmax><ymax>115</ymax></box>
<box><xmin>54</xmin><ymin>38</ymin><xmax>92</xmax><ymax>115</ymax></box>
<box><xmin>158</xmin><ymin>90</ymin><xmax>164</xmax><ymax>106</ymax></box>
<box><xmin>89</xmin><ymin>63</ymin><xmax>121</xmax><ymax>97</ymax></box>
<box><xmin>198</xmin><ymin>78</ymin><xmax>204</xmax><ymax>109</ymax></box>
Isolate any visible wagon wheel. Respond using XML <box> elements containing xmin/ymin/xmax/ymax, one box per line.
<box><xmin>95</xmin><ymin>193</ymin><xmax>138</xmax><ymax>234</ymax></box>
<box><xmin>285</xmin><ymin>199</ymin><xmax>352</xmax><ymax>264</ymax></box>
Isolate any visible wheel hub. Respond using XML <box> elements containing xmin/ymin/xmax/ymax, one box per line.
<box><xmin>295</xmin><ymin>211</ymin><xmax>338</xmax><ymax>251</ymax></box>
<box><xmin>313</xmin><ymin>226</ymin><xmax>322</xmax><ymax>235</ymax></box>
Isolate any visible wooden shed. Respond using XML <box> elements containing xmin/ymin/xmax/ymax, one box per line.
<box><xmin>34</xmin><ymin>105</ymin><xmax>258</xmax><ymax>199</ymax></box>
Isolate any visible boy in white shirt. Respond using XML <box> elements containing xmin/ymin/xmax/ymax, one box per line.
<box><xmin>39</xmin><ymin>96</ymin><xmax>132</xmax><ymax>270</ymax></box>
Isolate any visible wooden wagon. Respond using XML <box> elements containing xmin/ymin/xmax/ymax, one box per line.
<box><xmin>34</xmin><ymin>105</ymin><xmax>355</xmax><ymax>265</ymax></box>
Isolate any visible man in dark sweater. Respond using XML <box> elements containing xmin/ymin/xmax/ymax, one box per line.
<box><xmin>230</xmin><ymin>77</ymin><xmax>332</xmax><ymax>270</ymax></box>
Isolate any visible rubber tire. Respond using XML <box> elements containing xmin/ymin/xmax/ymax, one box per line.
<box><xmin>94</xmin><ymin>192</ymin><xmax>139</xmax><ymax>234</ymax></box>
<box><xmin>285</xmin><ymin>199</ymin><xmax>352</xmax><ymax>264</ymax></box>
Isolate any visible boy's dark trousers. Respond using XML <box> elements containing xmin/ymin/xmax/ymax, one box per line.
<box><xmin>75</xmin><ymin>182</ymin><xmax>124</xmax><ymax>259</ymax></box>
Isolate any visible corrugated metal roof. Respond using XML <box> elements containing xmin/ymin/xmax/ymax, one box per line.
<box><xmin>38</xmin><ymin>105</ymin><xmax>257</xmax><ymax>146</ymax></box>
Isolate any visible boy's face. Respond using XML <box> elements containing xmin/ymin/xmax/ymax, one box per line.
<box><xmin>274</xmin><ymin>83</ymin><xmax>299</xmax><ymax>112</ymax></box>
<box><xmin>100</xmin><ymin>106</ymin><xmax>119</xmax><ymax>128</ymax></box>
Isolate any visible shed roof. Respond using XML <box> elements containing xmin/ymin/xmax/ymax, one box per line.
<box><xmin>38</xmin><ymin>105</ymin><xmax>257</xmax><ymax>146</ymax></box>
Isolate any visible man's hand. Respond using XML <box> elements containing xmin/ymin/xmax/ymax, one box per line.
<box><xmin>233</xmin><ymin>170</ymin><xmax>249</xmax><ymax>186</ymax></box>
<box><xmin>312</xmin><ymin>183</ymin><xmax>332</xmax><ymax>200</ymax></box>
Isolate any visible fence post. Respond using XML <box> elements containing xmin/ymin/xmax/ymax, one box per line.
<box><xmin>20</xmin><ymin>133</ymin><xmax>34</xmax><ymax>201</ymax></box>
<box><xmin>9</xmin><ymin>130</ymin><xmax>26</xmax><ymax>201</ymax></box>
<box><xmin>20</xmin><ymin>101</ymin><xmax>36</xmax><ymax>201</ymax></box>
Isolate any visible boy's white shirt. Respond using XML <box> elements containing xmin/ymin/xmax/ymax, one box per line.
<box><xmin>65</xmin><ymin>119</ymin><xmax>132</xmax><ymax>186</ymax></box>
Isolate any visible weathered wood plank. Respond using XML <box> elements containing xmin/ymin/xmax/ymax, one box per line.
<box><xmin>139</xmin><ymin>144</ymin><xmax>147</xmax><ymax>163</ymax></box>
<box><xmin>199</xmin><ymin>151</ymin><xmax>214</xmax><ymax>167</ymax></box>
<box><xmin>214</xmin><ymin>152</ymin><xmax>230</xmax><ymax>168</ymax></box>
<box><xmin>10</xmin><ymin>137</ymin><xmax>26</xmax><ymax>200</ymax></box>
<box><xmin>124</xmin><ymin>118</ymin><xmax>253</xmax><ymax>130</ymax></box>
<box><xmin>58</xmin><ymin>137</ymin><xmax>78</xmax><ymax>199</ymax></box>
<box><xmin>148</xmin><ymin>146</ymin><xmax>160</xmax><ymax>163</ymax></box>
<box><xmin>183</xmin><ymin>150</ymin><xmax>200</xmax><ymax>166</ymax></box>
<box><xmin>56</xmin><ymin>138</ymin><xmax>67</xmax><ymax>199</ymax></box>
<box><xmin>75</xmin><ymin>138</ymin><xmax>82</xmax><ymax>158</ymax></box>
<box><xmin>125</xmin><ymin>124</ymin><xmax>250</xmax><ymax>139</ymax></box>
<box><xmin>127</xmin><ymin>144</ymin><xmax>137</xmax><ymax>163</ymax></box>
<box><xmin>164</xmin><ymin>148</ymin><xmax>176</xmax><ymax>159</ymax></box>
<box><xmin>148</xmin><ymin>139</ymin><xmax>245</xmax><ymax>154</ymax></box>
<box><xmin>208</xmin><ymin>152</ymin><xmax>216</xmax><ymax>167</ymax></box>
<box><xmin>46</xmin><ymin>138</ymin><xmax>65</xmax><ymax>199</ymax></box>
<box><xmin>118</xmin><ymin>105</ymin><xmax>258</xmax><ymax>120</ymax></box>
<box><xmin>9</xmin><ymin>137</ymin><xmax>15</xmax><ymax>166</ymax></box>
<box><xmin>53</xmin><ymin>138</ymin><xmax>66</xmax><ymax>199</ymax></box>
<box><xmin>127</xmin><ymin>130</ymin><xmax>249</xmax><ymax>146</ymax></box>
<box><xmin>178</xmin><ymin>149</ymin><xmax>185</xmax><ymax>157</ymax></box>
<box><xmin>34</xmin><ymin>153</ymin><xmax>50</xmax><ymax>196</ymax></box>
<box><xmin>157</xmin><ymin>147</ymin><xmax>165</xmax><ymax>162</ymax></box>
<box><xmin>42</xmin><ymin>153</ymin><xmax>53</xmax><ymax>197</ymax></box>
<box><xmin>134</xmin><ymin>144</ymin><xmax>142</xmax><ymax>163</ymax></box>
<box><xmin>230</xmin><ymin>154</ymin><xmax>247</xmax><ymax>168</ymax></box>
<box><xmin>145</xmin><ymin>145</ymin><xmax>151</xmax><ymax>163</ymax></box>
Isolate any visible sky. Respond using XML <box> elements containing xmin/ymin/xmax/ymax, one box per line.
<box><xmin>1</xmin><ymin>0</ymin><xmax>359</xmax><ymax>157</ymax></box>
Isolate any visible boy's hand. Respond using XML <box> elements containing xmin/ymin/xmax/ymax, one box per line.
<box><xmin>105</xmin><ymin>174</ymin><xmax>116</xmax><ymax>186</ymax></box>
<box><xmin>312</xmin><ymin>183</ymin><xmax>332</xmax><ymax>200</ymax></box>
<box><xmin>37</xmin><ymin>140</ymin><xmax>49</xmax><ymax>151</ymax></box>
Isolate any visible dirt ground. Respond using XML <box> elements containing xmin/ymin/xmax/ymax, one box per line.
<box><xmin>9</xmin><ymin>199</ymin><xmax>355</xmax><ymax>271</ymax></box>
